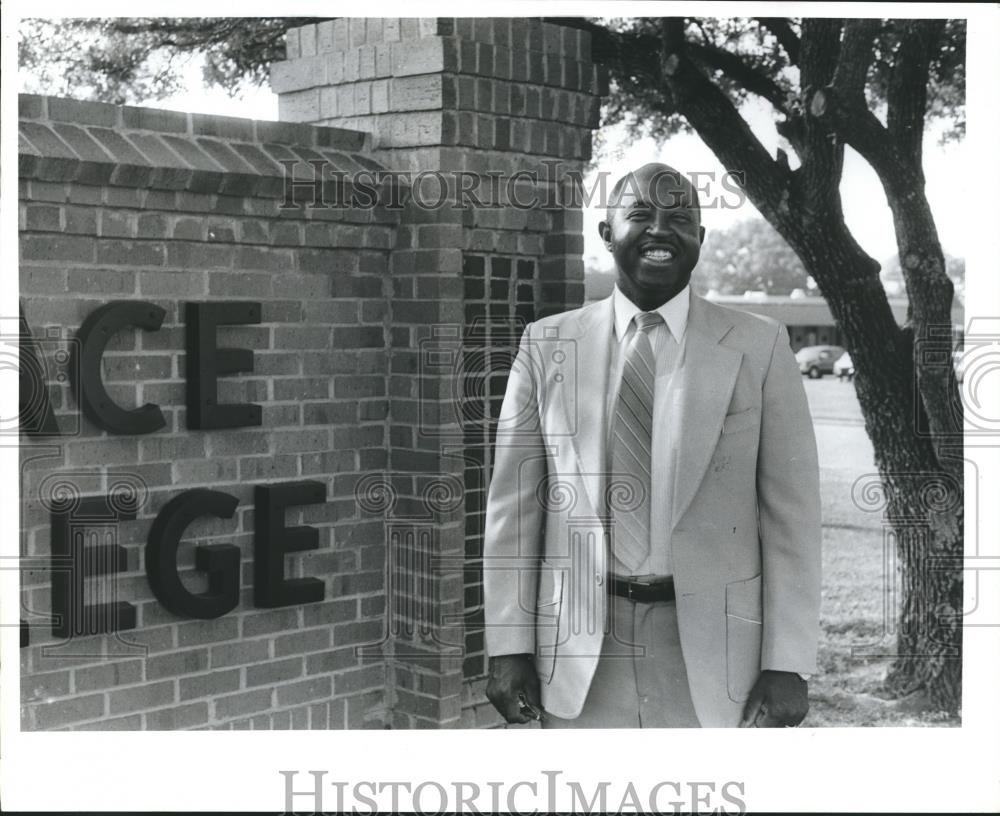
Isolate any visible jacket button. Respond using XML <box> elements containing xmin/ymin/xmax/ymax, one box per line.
<box><xmin>595</xmin><ymin>573</ymin><xmax>603</xmax><ymax>586</ymax></box>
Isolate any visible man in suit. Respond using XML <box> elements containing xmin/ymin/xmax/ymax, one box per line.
<box><xmin>482</xmin><ymin>162</ymin><xmax>821</xmax><ymax>728</ymax></box>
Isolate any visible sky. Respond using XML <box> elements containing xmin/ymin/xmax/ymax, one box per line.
<box><xmin>151</xmin><ymin>53</ymin><xmax>966</xmax><ymax>271</ymax></box>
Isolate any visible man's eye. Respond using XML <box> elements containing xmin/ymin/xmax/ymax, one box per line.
<box><xmin>627</xmin><ymin>210</ymin><xmax>649</xmax><ymax>219</ymax></box>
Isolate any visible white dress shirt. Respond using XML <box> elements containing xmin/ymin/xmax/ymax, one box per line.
<box><xmin>606</xmin><ymin>284</ymin><xmax>690</xmax><ymax>578</ymax></box>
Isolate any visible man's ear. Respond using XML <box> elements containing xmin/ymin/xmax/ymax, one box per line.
<box><xmin>598</xmin><ymin>220</ymin><xmax>613</xmax><ymax>251</ymax></box>
<box><xmin>698</xmin><ymin>225</ymin><xmax>706</xmax><ymax>245</ymax></box>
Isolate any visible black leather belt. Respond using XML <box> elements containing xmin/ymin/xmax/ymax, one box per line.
<box><xmin>610</xmin><ymin>574</ymin><xmax>675</xmax><ymax>603</ymax></box>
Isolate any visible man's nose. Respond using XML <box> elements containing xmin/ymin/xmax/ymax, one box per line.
<box><xmin>646</xmin><ymin>215</ymin><xmax>673</xmax><ymax>237</ymax></box>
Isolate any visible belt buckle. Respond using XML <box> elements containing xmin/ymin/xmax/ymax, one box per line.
<box><xmin>628</xmin><ymin>575</ymin><xmax>653</xmax><ymax>602</ymax></box>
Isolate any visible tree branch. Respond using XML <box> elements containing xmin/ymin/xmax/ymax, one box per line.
<box><xmin>795</xmin><ymin>20</ymin><xmax>846</xmax><ymax>220</ymax></box>
<box><xmin>756</xmin><ymin>17</ymin><xmax>800</xmax><ymax>65</ymax></box>
<box><xmin>799</xmin><ymin>19</ymin><xmax>841</xmax><ymax>89</ymax></box>
<box><xmin>811</xmin><ymin>48</ymin><xmax>963</xmax><ymax>463</ymax></box>
<box><xmin>686</xmin><ymin>41</ymin><xmax>790</xmax><ymax>113</ymax></box>
<box><xmin>888</xmin><ymin>20</ymin><xmax>945</xmax><ymax>168</ymax></box>
<box><xmin>832</xmin><ymin>19</ymin><xmax>879</xmax><ymax>102</ymax></box>
<box><xmin>775</xmin><ymin>114</ymin><xmax>807</xmax><ymax>165</ymax></box>
<box><xmin>657</xmin><ymin>17</ymin><xmax>793</xmax><ymax>226</ymax></box>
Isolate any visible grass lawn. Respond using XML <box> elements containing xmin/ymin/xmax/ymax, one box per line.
<box><xmin>800</xmin><ymin>377</ymin><xmax>958</xmax><ymax>726</ymax></box>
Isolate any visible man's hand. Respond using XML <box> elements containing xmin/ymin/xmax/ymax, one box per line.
<box><xmin>486</xmin><ymin>654</ymin><xmax>543</xmax><ymax>724</ymax></box>
<box><xmin>739</xmin><ymin>670</ymin><xmax>808</xmax><ymax>727</ymax></box>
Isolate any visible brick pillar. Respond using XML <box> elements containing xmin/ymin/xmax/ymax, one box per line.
<box><xmin>271</xmin><ymin>16</ymin><xmax>606</xmax><ymax>728</ymax></box>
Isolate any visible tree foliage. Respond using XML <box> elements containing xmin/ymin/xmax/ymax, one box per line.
<box><xmin>694</xmin><ymin>218</ymin><xmax>813</xmax><ymax>295</ymax></box>
<box><xmin>19</xmin><ymin>16</ymin><xmax>964</xmax><ymax>141</ymax></box>
<box><xmin>590</xmin><ymin>17</ymin><xmax>965</xmax><ymax>148</ymax></box>
<box><xmin>18</xmin><ymin>18</ymin><xmax>302</xmax><ymax>104</ymax></box>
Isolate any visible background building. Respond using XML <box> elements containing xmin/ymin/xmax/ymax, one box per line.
<box><xmin>587</xmin><ymin>272</ymin><xmax>965</xmax><ymax>352</ymax></box>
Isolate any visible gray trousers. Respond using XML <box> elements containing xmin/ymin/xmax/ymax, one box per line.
<box><xmin>542</xmin><ymin>592</ymin><xmax>700</xmax><ymax>728</ymax></box>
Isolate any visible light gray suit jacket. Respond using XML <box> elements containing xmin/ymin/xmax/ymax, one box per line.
<box><xmin>483</xmin><ymin>292</ymin><xmax>822</xmax><ymax>726</ymax></box>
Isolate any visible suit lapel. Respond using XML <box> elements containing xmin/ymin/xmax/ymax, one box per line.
<box><xmin>556</xmin><ymin>296</ymin><xmax>613</xmax><ymax>517</ymax></box>
<box><xmin>670</xmin><ymin>295</ymin><xmax>743</xmax><ymax>528</ymax></box>
<box><xmin>550</xmin><ymin>293</ymin><xmax>741</xmax><ymax>526</ymax></box>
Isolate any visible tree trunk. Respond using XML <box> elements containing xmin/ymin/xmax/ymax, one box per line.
<box><xmin>651</xmin><ymin>16</ymin><xmax>964</xmax><ymax>716</ymax></box>
<box><xmin>777</xmin><ymin>216</ymin><xmax>963</xmax><ymax>715</ymax></box>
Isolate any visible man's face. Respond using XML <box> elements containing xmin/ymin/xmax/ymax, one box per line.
<box><xmin>599</xmin><ymin>166</ymin><xmax>705</xmax><ymax>308</ymax></box>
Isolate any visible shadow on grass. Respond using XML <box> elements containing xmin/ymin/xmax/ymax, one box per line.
<box><xmin>807</xmin><ymin>513</ymin><xmax>960</xmax><ymax>727</ymax></box>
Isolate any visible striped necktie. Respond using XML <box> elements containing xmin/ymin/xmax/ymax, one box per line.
<box><xmin>610</xmin><ymin>311</ymin><xmax>662</xmax><ymax>572</ymax></box>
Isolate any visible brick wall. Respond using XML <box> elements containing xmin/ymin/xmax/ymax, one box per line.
<box><xmin>270</xmin><ymin>16</ymin><xmax>603</xmax><ymax>728</ymax></box>
<box><xmin>18</xmin><ymin>95</ymin><xmax>400</xmax><ymax>730</ymax></box>
<box><xmin>18</xmin><ymin>16</ymin><xmax>605</xmax><ymax>730</ymax></box>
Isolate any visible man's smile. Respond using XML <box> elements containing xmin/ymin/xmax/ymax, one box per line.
<box><xmin>639</xmin><ymin>244</ymin><xmax>676</xmax><ymax>263</ymax></box>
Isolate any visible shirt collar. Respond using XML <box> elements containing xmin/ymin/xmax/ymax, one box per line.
<box><xmin>612</xmin><ymin>283</ymin><xmax>690</xmax><ymax>343</ymax></box>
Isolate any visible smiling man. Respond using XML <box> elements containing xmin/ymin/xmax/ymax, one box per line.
<box><xmin>483</xmin><ymin>162</ymin><xmax>822</xmax><ymax>728</ymax></box>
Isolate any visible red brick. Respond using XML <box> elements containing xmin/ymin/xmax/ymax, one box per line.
<box><xmin>137</xmin><ymin>212</ymin><xmax>170</xmax><ymax>238</ymax></box>
<box><xmin>20</xmin><ymin>234</ymin><xmax>94</xmax><ymax>262</ymax></box>
<box><xmin>207</xmin><ymin>271</ymin><xmax>271</xmax><ymax>297</ymax></box>
<box><xmin>214</xmin><ymin>688</ymin><xmax>273</xmax><ymax>719</ymax></box>
<box><xmin>96</xmin><ymin>239</ymin><xmax>166</xmax><ymax>267</ymax></box>
<box><xmin>145</xmin><ymin>702</ymin><xmax>209</xmax><ymax>730</ymax></box>
<box><xmin>146</xmin><ymin>648</ymin><xmax>209</xmax><ymax>680</ymax></box>
<box><xmin>19</xmin><ymin>94</ymin><xmax>45</xmax><ymax>119</ymax></box>
<box><xmin>173</xmin><ymin>458</ymin><xmax>238</xmax><ymax>485</ymax></box>
<box><xmin>63</xmin><ymin>205</ymin><xmax>98</xmax><ymax>233</ymax></box>
<box><xmin>238</xmin><ymin>454</ymin><xmax>299</xmax><ymax>481</ymax></box>
<box><xmin>277</xmin><ymin>676</ymin><xmax>332</xmax><ymax>707</ymax></box>
<box><xmin>210</xmin><ymin>639</ymin><xmax>270</xmax><ymax>668</ymax></box>
<box><xmin>241</xmin><ymin>607</ymin><xmax>301</xmax><ymax>637</ymax></box>
<box><xmin>272</xmin><ymin>273</ymin><xmax>338</xmax><ymax>303</ymax></box>
<box><xmin>102</xmin><ymin>353</ymin><xmax>172</xmax><ymax>381</ymax></box>
<box><xmin>21</xmin><ymin>266</ymin><xmax>67</xmax><ymax>295</ymax></box>
<box><xmin>302</xmin><ymin>402</ymin><xmax>358</xmax><ymax>425</ymax></box>
<box><xmin>331</xmin><ymin>571</ymin><xmax>385</xmax><ymax>597</ymax></box>
<box><xmin>176</xmin><ymin>617</ymin><xmax>239</xmax><ymax>647</ymax></box>
<box><xmin>74</xmin><ymin>659</ymin><xmax>144</xmax><ymax>693</ymax></box>
<box><xmin>179</xmin><ymin>669</ymin><xmax>241</xmax><ymax>700</ymax></box>
<box><xmin>309</xmin><ymin>701</ymin><xmax>329</xmax><ymax>728</ymax></box>
<box><xmin>24</xmin><ymin>694</ymin><xmax>105</xmax><ymax>729</ymax></box>
<box><xmin>168</xmin><ymin>242</ymin><xmax>234</xmax><ymax>269</ymax></box>
<box><xmin>205</xmin><ymin>431</ymin><xmax>271</xmax><ymax>457</ymax></box>
<box><xmin>333</xmin><ymin>426</ymin><xmax>385</xmax><ymax>454</ymax></box>
<box><xmin>99</xmin><ymin>210</ymin><xmax>136</xmax><ymax>238</ymax></box>
<box><xmin>108</xmin><ymin>679</ymin><xmax>176</xmax><ymax>714</ymax></box>
<box><xmin>274</xmin><ymin>627</ymin><xmax>332</xmax><ymax>657</ymax></box>
<box><xmin>333</xmin><ymin>377</ymin><xmax>385</xmax><ymax>400</ymax></box>
<box><xmin>72</xmin><ymin>714</ymin><xmax>143</xmax><ymax>731</ymax></box>
<box><xmin>346</xmin><ymin>689</ymin><xmax>388</xmax><ymax>728</ymax></box>
<box><xmin>246</xmin><ymin>657</ymin><xmax>303</xmax><ymax>687</ymax></box>
<box><xmin>24</xmin><ymin>204</ymin><xmax>61</xmax><ymax>231</ymax></box>
<box><xmin>21</xmin><ymin>669</ymin><xmax>72</xmax><ymax>701</ymax></box>
<box><xmin>333</xmin><ymin>619</ymin><xmax>384</xmax><ymax>646</ymax></box>
<box><xmin>105</xmin><ymin>187</ymin><xmax>143</xmax><ymax>209</ymax></box>
<box><xmin>65</xmin><ymin>438</ymin><xmax>140</xmax><ymax>466</ymax></box>
<box><xmin>305</xmin><ymin>647</ymin><xmax>360</xmax><ymax>675</ymax></box>
<box><xmin>273</xmin><ymin>428</ymin><xmax>330</xmax><ymax>453</ymax></box>
<box><xmin>302</xmin><ymin>598</ymin><xmax>357</xmax><ymax>627</ymax></box>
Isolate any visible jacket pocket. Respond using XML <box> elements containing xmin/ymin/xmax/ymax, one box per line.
<box><xmin>725</xmin><ymin>573</ymin><xmax>763</xmax><ymax>702</ymax></box>
<box><xmin>722</xmin><ymin>406</ymin><xmax>760</xmax><ymax>435</ymax></box>
<box><xmin>535</xmin><ymin>559</ymin><xmax>564</xmax><ymax>685</ymax></box>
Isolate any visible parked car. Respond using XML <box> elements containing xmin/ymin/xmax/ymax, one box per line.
<box><xmin>834</xmin><ymin>351</ymin><xmax>854</xmax><ymax>380</ymax></box>
<box><xmin>795</xmin><ymin>345</ymin><xmax>846</xmax><ymax>378</ymax></box>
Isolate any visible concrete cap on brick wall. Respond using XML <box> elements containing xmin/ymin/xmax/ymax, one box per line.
<box><xmin>273</xmin><ymin>17</ymin><xmax>604</xmax><ymax>98</ymax></box>
<box><xmin>287</xmin><ymin>18</ymin><xmax>591</xmax><ymax>60</ymax></box>
<box><xmin>18</xmin><ymin>94</ymin><xmax>406</xmax><ymax>200</ymax></box>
